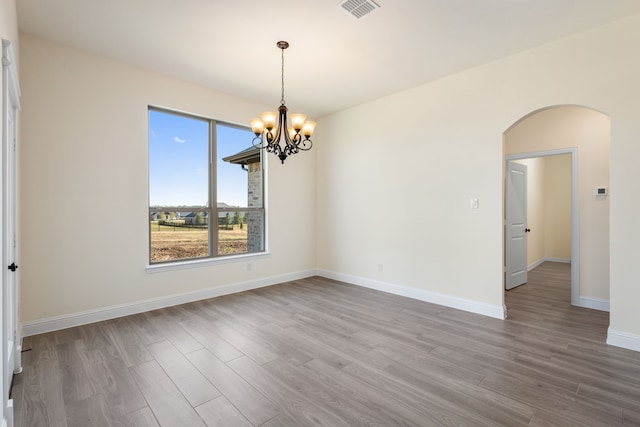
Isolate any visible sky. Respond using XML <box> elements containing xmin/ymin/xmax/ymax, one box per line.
<box><xmin>148</xmin><ymin>109</ymin><xmax>255</xmax><ymax>207</ymax></box>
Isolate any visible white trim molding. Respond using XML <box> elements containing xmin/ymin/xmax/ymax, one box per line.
<box><xmin>23</xmin><ymin>268</ymin><xmax>515</xmax><ymax>337</ymax></box>
<box><xmin>527</xmin><ymin>253</ymin><xmax>571</xmax><ymax>272</ymax></box>
<box><xmin>576</xmin><ymin>296</ymin><xmax>609</xmax><ymax>312</ymax></box>
<box><xmin>5</xmin><ymin>400</ymin><xmax>11</xmax><ymax>427</ymax></box>
<box><xmin>318</xmin><ymin>269</ymin><xmax>507</xmax><ymax>320</ymax></box>
<box><xmin>542</xmin><ymin>257</ymin><xmax>571</xmax><ymax>264</ymax></box>
<box><xmin>527</xmin><ymin>258</ymin><xmax>546</xmax><ymax>271</ymax></box>
<box><xmin>607</xmin><ymin>328</ymin><xmax>640</xmax><ymax>352</ymax></box>
<box><xmin>2</xmin><ymin>39</ymin><xmax>21</xmax><ymax>109</ymax></box>
<box><xmin>22</xmin><ymin>269</ymin><xmax>317</xmax><ymax>336</ymax></box>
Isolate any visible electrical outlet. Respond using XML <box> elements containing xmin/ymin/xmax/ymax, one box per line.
<box><xmin>246</xmin><ymin>263</ymin><xmax>252</xmax><ymax>271</ymax></box>
<box><xmin>378</xmin><ymin>263</ymin><xmax>384</xmax><ymax>272</ymax></box>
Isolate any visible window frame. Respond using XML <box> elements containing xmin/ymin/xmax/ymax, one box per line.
<box><xmin>147</xmin><ymin>106</ymin><xmax>266</xmax><ymax>268</ymax></box>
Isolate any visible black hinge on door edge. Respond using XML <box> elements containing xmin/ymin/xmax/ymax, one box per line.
<box><xmin>7</xmin><ymin>262</ymin><xmax>17</xmax><ymax>272</ymax></box>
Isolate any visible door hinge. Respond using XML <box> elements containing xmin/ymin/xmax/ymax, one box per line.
<box><xmin>8</xmin><ymin>262</ymin><xmax>18</xmax><ymax>272</ymax></box>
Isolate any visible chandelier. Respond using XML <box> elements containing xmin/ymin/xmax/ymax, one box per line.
<box><xmin>250</xmin><ymin>41</ymin><xmax>316</xmax><ymax>164</ymax></box>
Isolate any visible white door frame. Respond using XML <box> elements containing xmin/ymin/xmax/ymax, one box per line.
<box><xmin>505</xmin><ymin>148</ymin><xmax>578</xmax><ymax>305</ymax></box>
<box><xmin>2</xmin><ymin>38</ymin><xmax>21</xmax><ymax>427</ymax></box>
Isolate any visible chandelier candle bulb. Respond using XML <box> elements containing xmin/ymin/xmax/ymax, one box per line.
<box><xmin>259</xmin><ymin>112</ymin><xmax>277</xmax><ymax>130</ymax></box>
<box><xmin>290</xmin><ymin>113</ymin><xmax>307</xmax><ymax>131</ymax></box>
<box><xmin>302</xmin><ymin>121</ymin><xmax>316</xmax><ymax>138</ymax></box>
<box><xmin>250</xmin><ymin>118</ymin><xmax>264</xmax><ymax>135</ymax></box>
<box><xmin>249</xmin><ymin>40</ymin><xmax>316</xmax><ymax>163</ymax></box>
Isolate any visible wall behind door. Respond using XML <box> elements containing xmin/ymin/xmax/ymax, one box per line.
<box><xmin>513</xmin><ymin>155</ymin><xmax>571</xmax><ymax>268</ymax></box>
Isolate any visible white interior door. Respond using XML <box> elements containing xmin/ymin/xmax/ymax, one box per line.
<box><xmin>2</xmin><ymin>39</ymin><xmax>21</xmax><ymax>427</ymax></box>
<box><xmin>506</xmin><ymin>161</ymin><xmax>528</xmax><ymax>290</ymax></box>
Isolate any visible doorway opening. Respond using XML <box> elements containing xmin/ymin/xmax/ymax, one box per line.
<box><xmin>505</xmin><ymin>151</ymin><xmax>577</xmax><ymax>302</ymax></box>
<box><xmin>503</xmin><ymin>105</ymin><xmax>610</xmax><ymax>313</ymax></box>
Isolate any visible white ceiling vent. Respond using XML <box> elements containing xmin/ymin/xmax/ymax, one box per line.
<box><xmin>339</xmin><ymin>0</ymin><xmax>380</xmax><ymax>19</ymax></box>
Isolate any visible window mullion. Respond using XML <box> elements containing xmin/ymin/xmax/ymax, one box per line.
<box><xmin>209</xmin><ymin>119</ymin><xmax>218</xmax><ymax>257</ymax></box>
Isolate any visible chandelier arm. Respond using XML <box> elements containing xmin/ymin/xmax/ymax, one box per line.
<box><xmin>278</xmin><ymin>104</ymin><xmax>296</xmax><ymax>149</ymax></box>
<box><xmin>297</xmin><ymin>139</ymin><xmax>313</xmax><ymax>151</ymax></box>
<box><xmin>265</xmin><ymin>139</ymin><xmax>282</xmax><ymax>157</ymax></box>
<box><xmin>251</xmin><ymin>136</ymin><xmax>265</xmax><ymax>149</ymax></box>
<box><xmin>287</xmin><ymin>132</ymin><xmax>312</xmax><ymax>151</ymax></box>
<box><xmin>269</xmin><ymin>122</ymin><xmax>283</xmax><ymax>145</ymax></box>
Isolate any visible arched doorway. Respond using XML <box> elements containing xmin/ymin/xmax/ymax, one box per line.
<box><xmin>503</xmin><ymin>105</ymin><xmax>610</xmax><ymax>312</ymax></box>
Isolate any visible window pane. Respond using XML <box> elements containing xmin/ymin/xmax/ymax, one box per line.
<box><xmin>217</xmin><ymin>125</ymin><xmax>259</xmax><ymax>209</ymax></box>
<box><xmin>149</xmin><ymin>215</ymin><xmax>209</xmax><ymax>263</ymax></box>
<box><xmin>148</xmin><ymin>108</ymin><xmax>265</xmax><ymax>265</ymax></box>
<box><xmin>149</xmin><ymin>109</ymin><xmax>210</xmax><ymax>207</ymax></box>
<box><xmin>217</xmin><ymin>210</ymin><xmax>264</xmax><ymax>255</ymax></box>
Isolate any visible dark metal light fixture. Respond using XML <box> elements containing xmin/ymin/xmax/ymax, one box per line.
<box><xmin>250</xmin><ymin>41</ymin><xmax>316</xmax><ymax>164</ymax></box>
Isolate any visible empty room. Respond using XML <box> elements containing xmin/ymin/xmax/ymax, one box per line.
<box><xmin>1</xmin><ymin>0</ymin><xmax>640</xmax><ymax>426</ymax></box>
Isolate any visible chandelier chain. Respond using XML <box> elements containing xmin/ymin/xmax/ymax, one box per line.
<box><xmin>280</xmin><ymin>46</ymin><xmax>285</xmax><ymax>106</ymax></box>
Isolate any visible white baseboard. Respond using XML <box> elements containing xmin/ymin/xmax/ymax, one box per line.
<box><xmin>22</xmin><ymin>269</ymin><xmax>317</xmax><ymax>337</ymax></box>
<box><xmin>607</xmin><ymin>328</ymin><xmax>640</xmax><ymax>352</ymax></box>
<box><xmin>543</xmin><ymin>257</ymin><xmax>571</xmax><ymax>264</ymax></box>
<box><xmin>528</xmin><ymin>257</ymin><xmax>570</xmax><ymax>271</ymax></box>
<box><xmin>317</xmin><ymin>269</ymin><xmax>507</xmax><ymax>320</ymax></box>
<box><xmin>6</xmin><ymin>399</ymin><xmax>12</xmax><ymax>427</ymax></box>
<box><xmin>527</xmin><ymin>258</ymin><xmax>545</xmax><ymax>271</ymax></box>
<box><xmin>576</xmin><ymin>296</ymin><xmax>610</xmax><ymax>312</ymax></box>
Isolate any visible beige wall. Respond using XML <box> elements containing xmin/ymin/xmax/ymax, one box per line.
<box><xmin>512</xmin><ymin>155</ymin><xmax>572</xmax><ymax>268</ymax></box>
<box><xmin>544</xmin><ymin>155</ymin><xmax>572</xmax><ymax>261</ymax></box>
<box><xmin>515</xmin><ymin>155</ymin><xmax>572</xmax><ymax>268</ymax></box>
<box><xmin>506</xmin><ymin>107</ymin><xmax>609</xmax><ymax>300</ymax></box>
<box><xmin>0</xmin><ymin>0</ymin><xmax>18</xmax><ymax>57</ymax></box>
<box><xmin>317</xmin><ymin>15</ymin><xmax>638</xmax><ymax>342</ymax></box>
<box><xmin>18</xmin><ymin>33</ymin><xmax>317</xmax><ymax>323</ymax></box>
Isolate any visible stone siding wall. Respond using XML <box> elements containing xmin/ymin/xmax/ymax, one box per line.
<box><xmin>247</xmin><ymin>162</ymin><xmax>263</xmax><ymax>251</ymax></box>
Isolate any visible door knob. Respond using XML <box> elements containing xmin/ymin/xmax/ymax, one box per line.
<box><xmin>525</xmin><ymin>228</ymin><xmax>531</xmax><ymax>233</ymax></box>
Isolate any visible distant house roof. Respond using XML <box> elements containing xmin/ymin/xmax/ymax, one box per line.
<box><xmin>150</xmin><ymin>203</ymin><xmax>239</xmax><ymax>220</ymax></box>
<box><xmin>184</xmin><ymin>212</ymin><xmax>209</xmax><ymax>218</ymax></box>
<box><xmin>222</xmin><ymin>146</ymin><xmax>260</xmax><ymax>165</ymax></box>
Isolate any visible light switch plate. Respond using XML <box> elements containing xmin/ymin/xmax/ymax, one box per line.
<box><xmin>594</xmin><ymin>186</ymin><xmax>608</xmax><ymax>196</ymax></box>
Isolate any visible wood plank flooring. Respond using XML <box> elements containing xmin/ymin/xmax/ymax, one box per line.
<box><xmin>11</xmin><ymin>262</ymin><xmax>640</xmax><ymax>426</ymax></box>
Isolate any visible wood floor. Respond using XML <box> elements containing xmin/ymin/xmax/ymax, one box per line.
<box><xmin>11</xmin><ymin>262</ymin><xmax>640</xmax><ymax>426</ymax></box>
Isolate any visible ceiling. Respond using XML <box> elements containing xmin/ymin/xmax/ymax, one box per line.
<box><xmin>16</xmin><ymin>0</ymin><xmax>640</xmax><ymax>118</ymax></box>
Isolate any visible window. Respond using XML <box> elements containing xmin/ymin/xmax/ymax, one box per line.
<box><xmin>148</xmin><ymin>107</ymin><xmax>264</xmax><ymax>264</ymax></box>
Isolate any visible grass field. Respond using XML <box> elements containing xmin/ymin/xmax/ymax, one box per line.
<box><xmin>150</xmin><ymin>222</ymin><xmax>248</xmax><ymax>262</ymax></box>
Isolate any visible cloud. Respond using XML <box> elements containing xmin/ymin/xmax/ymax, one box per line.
<box><xmin>174</xmin><ymin>136</ymin><xmax>187</xmax><ymax>143</ymax></box>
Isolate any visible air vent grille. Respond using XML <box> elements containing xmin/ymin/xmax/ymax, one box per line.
<box><xmin>339</xmin><ymin>0</ymin><xmax>380</xmax><ymax>19</ymax></box>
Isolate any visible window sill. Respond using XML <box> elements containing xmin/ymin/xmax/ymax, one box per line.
<box><xmin>146</xmin><ymin>251</ymin><xmax>271</xmax><ymax>274</ymax></box>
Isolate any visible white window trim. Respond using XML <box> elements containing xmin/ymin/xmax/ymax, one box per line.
<box><xmin>145</xmin><ymin>251</ymin><xmax>271</xmax><ymax>273</ymax></box>
<box><xmin>147</xmin><ymin>106</ymin><xmax>268</xmax><ymax>267</ymax></box>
